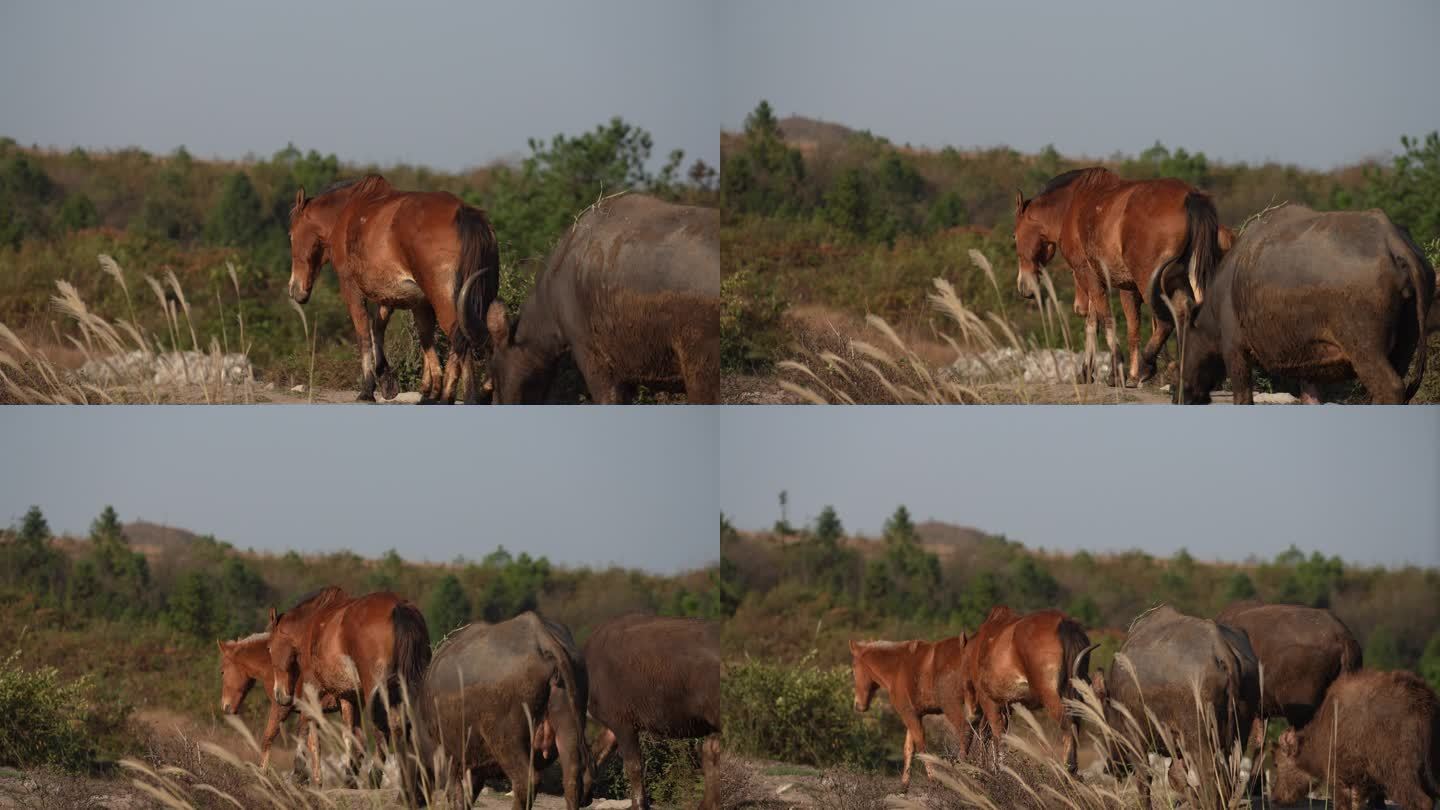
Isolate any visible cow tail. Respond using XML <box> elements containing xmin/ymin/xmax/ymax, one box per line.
<box><xmin>535</xmin><ymin>618</ymin><xmax>591</xmax><ymax>782</ymax></box>
<box><xmin>1396</xmin><ymin>242</ymin><xmax>1434</xmax><ymax>403</ymax></box>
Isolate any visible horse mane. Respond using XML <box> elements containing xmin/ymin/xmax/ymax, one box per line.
<box><xmin>232</xmin><ymin>630</ymin><xmax>270</xmax><ymax>645</ymax></box>
<box><xmin>291</xmin><ymin>176</ymin><xmax>389</xmax><ymax>222</ymax></box>
<box><xmin>1037</xmin><ymin>167</ymin><xmax>1116</xmax><ymax>198</ymax></box>
<box><xmin>277</xmin><ymin>586</ymin><xmax>345</xmax><ymax>621</ymax></box>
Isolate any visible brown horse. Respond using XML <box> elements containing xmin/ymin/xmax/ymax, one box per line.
<box><xmin>1013</xmin><ymin>168</ymin><xmax>1229</xmax><ymax>386</ymax></box>
<box><xmin>956</xmin><ymin>607</ymin><xmax>1096</xmax><ymax>773</ymax></box>
<box><xmin>287</xmin><ymin>175</ymin><xmax>500</xmax><ymax>403</ymax></box>
<box><xmin>848</xmin><ymin>637</ymin><xmax>972</xmax><ymax>790</ymax></box>
<box><xmin>266</xmin><ymin>588</ymin><xmax>431</xmax><ymax>788</ymax></box>
<box><xmin>218</xmin><ymin>632</ymin><xmax>342</xmax><ymax>769</ymax></box>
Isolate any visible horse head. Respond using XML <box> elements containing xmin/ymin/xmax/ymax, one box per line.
<box><xmin>287</xmin><ymin>186</ymin><xmax>328</xmax><ymax>305</ymax></box>
<box><xmin>1013</xmin><ymin>190</ymin><xmax>1058</xmax><ymax>302</ymax></box>
<box><xmin>217</xmin><ymin>640</ymin><xmax>254</xmax><ymax>715</ymax></box>
<box><xmin>265</xmin><ymin>607</ymin><xmax>300</xmax><ymax>706</ymax></box>
<box><xmin>848</xmin><ymin>640</ymin><xmax>880</xmax><ymax>713</ymax></box>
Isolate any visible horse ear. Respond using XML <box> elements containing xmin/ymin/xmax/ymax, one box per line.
<box><xmin>486</xmin><ymin>300</ymin><xmax>510</xmax><ymax>346</ymax></box>
<box><xmin>267</xmin><ymin>607</ymin><xmax>278</xmax><ymax>631</ymax></box>
<box><xmin>216</xmin><ymin>639</ymin><xmax>225</xmax><ymax>654</ymax></box>
<box><xmin>294</xmin><ymin>186</ymin><xmax>307</xmax><ymax>212</ymax></box>
<box><xmin>1015</xmin><ymin>189</ymin><xmax>1027</xmax><ymax>215</ymax></box>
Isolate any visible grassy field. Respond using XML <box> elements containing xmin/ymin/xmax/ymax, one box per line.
<box><xmin>0</xmin><ymin>512</ymin><xmax>718</xmax><ymax>808</ymax></box>
<box><xmin>720</xmin><ymin>111</ymin><xmax>1440</xmax><ymax>404</ymax></box>
<box><xmin>0</xmin><ymin>124</ymin><xmax>717</xmax><ymax>404</ymax></box>
<box><xmin>718</xmin><ymin>512</ymin><xmax>1440</xmax><ymax>806</ymax></box>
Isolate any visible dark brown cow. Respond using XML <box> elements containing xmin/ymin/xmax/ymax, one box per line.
<box><xmin>957</xmin><ymin>607</ymin><xmax>1096</xmax><ymax>773</ymax></box>
<box><xmin>1163</xmin><ymin>205</ymin><xmax>1434</xmax><ymax>404</ymax></box>
<box><xmin>584</xmin><ymin>614</ymin><xmax>720</xmax><ymax>810</ymax></box>
<box><xmin>848</xmin><ymin>636</ymin><xmax>970</xmax><ymax>790</ymax></box>
<box><xmin>409</xmin><ymin>613</ymin><xmax>591</xmax><ymax>810</ymax></box>
<box><xmin>1274</xmin><ymin>669</ymin><xmax>1439</xmax><ymax>810</ymax></box>
<box><xmin>1092</xmin><ymin>605</ymin><xmax>1260</xmax><ymax>810</ymax></box>
<box><xmin>484</xmin><ymin>194</ymin><xmax>719</xmax><ymax>404</ymax></box>
<box><xmin>1215</xmin><ymin>601</ymin><xmax>1362</xmax><ymax>748</ymax></box>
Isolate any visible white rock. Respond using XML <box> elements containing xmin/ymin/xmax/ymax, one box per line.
<box><xmin>382</xmin><ymin>391</ymin><xmax>423</xmax><ymax>405</ymax></box>
<box><xmin>291</xmin><ymin>384</ymin><xmax>306</xmax><ymax>393</ymax></box>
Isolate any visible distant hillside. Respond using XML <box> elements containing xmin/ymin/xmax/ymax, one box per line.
<box><xmin>720</xmin><ymin>514</ymin><xmax>1440</xmax><ymax>680</ymax></box>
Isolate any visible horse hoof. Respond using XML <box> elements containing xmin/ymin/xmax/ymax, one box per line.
<box><xmin>355</xmin><ymin>391</ymin><xmax>376</xmax><ymax>402</ymax></box>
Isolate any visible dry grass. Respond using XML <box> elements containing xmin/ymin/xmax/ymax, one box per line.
<box><xmin>883</xmin><ymin>671</ymin><xmax>1265</xmax><ymax>810</ymax></box>
<box><xmin>0</xmin><ymin>254</ymin><xmax>264</xmax><ymax>404</ymax></box>
<box><xmin>779</xmin><ymin>249</ymin><xmax>1111</xmax><ymax>405</ymax></box>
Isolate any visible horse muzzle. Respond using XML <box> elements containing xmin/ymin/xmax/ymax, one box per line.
<box><xmin>288</xmin><ymin>280</ymin><xmax>311</xmax><ymax>305</ymax></box>
<box><xmin>273</xmin><ymin>686</ymin><xmax>293</xmax><ymax>706</ymax></box>
<box><xmin>1016</xmin><ymin>270</ymin><xmax>1041</xmax><ymax>301</ymax></box>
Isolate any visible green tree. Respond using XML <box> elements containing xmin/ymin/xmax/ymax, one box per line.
<box><xmin>1222</xmin><ymin>572</ymin><xmax>1257</xmax><ymax>602</ymax></box>
<box><xmin>1067</xmin><ymin>594</ymin><xmax>1101</xmax><ymax>628</ymax></box>
<box><xmin>1364</xmin><ymin>625</ymin><xmax>1403</xmax><ymax>671</ymax></box>
<box><xmin>485</xmin><ymin>117</ymin><xmax>671</xmax><ymax>260</ymax></box>
<box><xmin>1346</xmin><ymin>131</ymin><xmax>1440</xmax><ymax>240</ymax></box>
<box><xmin>55</xmin><ymin>193</ymin><xmax>98</xmax><ymax>232</ymax></box>
<box><xmin>365</xmin><ymin>548</ymin><xmax>406</xmax><ymax>592</ymax></box>
<box><xmin>424</xmin><ymin>574</ymin><xmax>472</xmax><ymax>643</ymax></box>
<box><xmin>1</xmin><ymin>506</ymin><xmax>66</xmax><ymax>600</ymax></box>
<box><xmin>1420</xmin><ymin>632</ymin><xmax>1440</xmax><ymax>694</ymax></box>
<box><xmin>863</xmin><ymin>506</ymin><xmax>940</xmax><ymax>619</ymax></box>
<box><xmin>206</xmin><ymin>171</ymin><xmax>266</xmax><ymax>247</ymax></box>
<box><xmin>722</xmin><ymin>100</ymin><xmax>807</xmax><ymax>217</ymax></box>
<box><xmin>824</xmin><ymin>169</ymin><xmax>872</xmax><ymax>236</ymax></box>
<box><xmin>166</xmin><ymin>572</ymin><xmax>217</xmax><ymax>638</ymax></box>
<box><xmin>0</xmin><ymin>153</ymin><xmax>56</xmax><ymax>247</ymax></box>
<box><xmin>1275</xmin><ymin>548</ymin><xmax>1344</xmax><ymax>608</ymax></box>
<box><xmin>477</xmin><ymin>547</ymin><xmax>551</xmax><ymax>623</ymax></box>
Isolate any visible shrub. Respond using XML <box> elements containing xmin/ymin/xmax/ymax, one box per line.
<box><xmin>0</xmin><ymin>651</ymin><xmax>130</xmax><ymax>772</ymax></box>
<box><xmin>721</xmin><ymin>269</ymin><xmax>787</xmax><ymax>373</ymax></box>
<box><xmin>722</xmin><ymin>655</ymin><xmax>895</xmax><ymax>769</ymax></box>
<box><xmin>592</xmin><ymin>734</ymin><xmax>704</xmax><ymax>806</ymax></box>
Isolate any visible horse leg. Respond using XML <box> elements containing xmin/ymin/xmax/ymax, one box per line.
<box><xmin>981</xmin><ymin>699</ymin><xmax>1008</xmax><ymax>770</ymax></box>
<box><xmin>1120</xmin><ymin>289</ymin><xmax>1143</xmax><ymax>387</ymax></box>
<box><xmin>1139</xmin><ymin>314</ymin><xmax>1174</xmax><ymax>385</ymax></box>
<box><xmin>1071</xmin><ymin>271</ymin><xmax>1088</xmax><ymax>317</ymax></box>
<box><xmin>1041</xmin><ymin>686</ymin><xmax>1078</xmax><ymax>775</ymax></box>
<box><xmin>259</xmin><ymin>702</ymin><xmax>288</xmax><ymax>769</ymax></box>
<box><xmin>307</xmin><ymin>714</ymin><xmax>322</xmax><ymax>788</ymax></box>
<box><xmin>897</xmin><ymin>710</ymin><xmax>929</xmax><ymax>789</ymax></box>
<box><xmin>411</xmin><ymin>304</ymin><xmax>442</xmax><ymax>403</ymax></box>
<box><xmin>371</xmin><ymin>304</ymin><xmax>399</xmax><ymax>400</ymax></box>
<box><xmin>1100</xmin><ymin>305</ymin><xmax>1123</xmax><ymax>388</ymax></box>
<box><xmin>341</xmin><ymin>282</ymin><xmax>378</xmax><ymax>401</ymax></box>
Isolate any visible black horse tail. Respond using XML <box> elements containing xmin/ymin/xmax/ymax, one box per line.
<box><xmin>1180</xmin><ymin>192</ymin><xmax>1223</xmax><ymax>306</ymax></box>
<box><xmin>453</xmin><ymin>204</ymin><xmax>500</xmax><ymax>354</ymax></box>
<box><xmin>391</xmin><ymin>601</ymin><xmax>432</xmax><ymax>697</ymax></box>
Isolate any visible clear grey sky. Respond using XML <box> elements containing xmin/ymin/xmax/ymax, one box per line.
<box><xmin>0</xmin><ymin>407</ymin><xmax>718</xmax><ymax>574</ymax></box>
<box><xmin>721</xmin><ymin>0</ymin><xmax>1440</xmax><ymax>169</ymax></box>
<box><xmin>719</xmin><ymin>407</ymin><xmax>1440</xmax><ymax>568</ymax></box>
<box><xmin>0</xmin><ymin>1</ymin><xmax>716</xmax><ymax>171</ymax></box>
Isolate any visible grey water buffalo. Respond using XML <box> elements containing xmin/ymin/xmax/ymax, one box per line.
<box><xmin>483</xmin><ymin>194</ymin><xmax>719</xmax><ymax>404</ymax></box>
<box><xmin>585</xmin><ymin>614</ymin><xmax>721</xmax><ymax>810</ymax></box>
<box><xmin>1273</xmin><ymin>668</ymin><xmax>1439</xmax><ymax>810</ymax></box>
<box><xmin>1154</xmin><ymin>205</ymin><xmax>1435</xmax><ymax>404</ymax></box>
<box><xmin>408</xmin><ymin>612</ymin><xmax>591</xmax><ymax>810</ymax></box>
<box><xmin>1215</xmin><ymin>601</ymin><xmax>1362</xmax><ymax>747</ymax></box>
<box><xmin>1091</xmin><ymin>605</ymin><xmax>1260</xmax><ymax>810</ymax></box>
